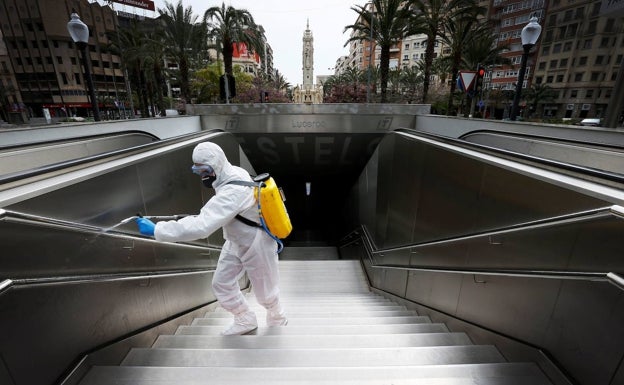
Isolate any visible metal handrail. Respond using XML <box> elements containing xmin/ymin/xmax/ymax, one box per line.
<box><xmin>0</xmin><ymin>129</ymin><xmax>223</xmax><ymax>185</ymax></box>
<box><xmin>0</xmin><ymin>209</ymin><xmax>223</xmax><ymax>298</ymax></box>
<box><xmin>397</xmin><ymin>128</ymin><xmax>624</xmax><ymax>185</ymax></box>
<box><xmin>373</xmin><ymin>205</ymin><xmax>621</xmax><ymax>255</ymax></box>
<box><xmin>607</xmin><ymin>272</ymin><xmax>624</xmax><ymax>291</ymax></box>
<box><xmin>342</xmin><ymin>204</ymin><xmax>624</xmax><ymax>288</ymax></box>
<box><xmin>0</xmin><ymin>279</ymin><xmax>13</xmax><ymax>296</ymax></box>
<box><xmin>0</xmin><ymin>208</ymin><xmax>221</xmax><ymax>249</ymax></box>
<box><xmin>0</xmin><ymin>270</ymin><xmax>216</xmax><ymax>298</ymax></box>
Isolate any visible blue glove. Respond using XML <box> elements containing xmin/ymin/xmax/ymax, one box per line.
<box><xmin>135</xmin><ymin>217</ymin><xmax>155</xmax><ymax>236</ymax></box>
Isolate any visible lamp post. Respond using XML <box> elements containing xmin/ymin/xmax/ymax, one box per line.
<box><xmin>510</xmin><ymin>16</ymin><xmax>541</xmax><ymax>121</ymax></box>
<box><xmin>67</xmin><ymin>11</ymin><xmax>100</xmax><ymax>121</ymax></box>
<box><xmin>367</xmin><ymin>5</ymin><xmax>374</xmax><ymax>104</ymax></box>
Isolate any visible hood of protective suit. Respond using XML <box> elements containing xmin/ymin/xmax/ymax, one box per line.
<box><xmin>192</xmin><ymin>142</ymin><xmax>250</xmax><ymax>188</ymax></box>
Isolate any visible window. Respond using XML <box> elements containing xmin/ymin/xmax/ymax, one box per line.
<box><xmin>600</xmin><ymin>37</ymin><xmax>610</xmax><ymax>48</ymax></box>
<box><xmin>560</xmin><ymin>58</ymin><xmax>568</xmax><ymax>67</ymax></box>
<box><xmin>579</xmin><ymin>56</ymin><xmax>587</xmax><ymax>65</ymax></box>
<box><xmin>538</xmin><ymin>61</ymin><xmax>546</xmax><ymax>70</ymax></box>
<box><xmin>404</xmin><ymin>43</ymin><xmax>409</xmax><ymax>50</ymax></box>
<box><xmin>583</xmin><ymin>39</ymin><xmax>592</xmax><ymax>49</ymax></box>
<box><xmin>605</xmin><ymin>18</ymin><xmax>615</xmax><ymax>33</ymax></box>
<box><xmin>571</xmin><ymin>90</ymin><xmax>578</xmax><ymax>98</ymax></box>
<box><xmin>563</xmin><ymin>42</ymin><xmax>572</xmax><ymax>52</ymax></box>
<box><xmin>590</xmin><ymin>72</ymin><xmax>600</xmax><ymax>81</ymax></box>
<box><xmin>586</xmin><ymin>89</ymin><xmax>593</xmax><ymax>98</ymax></box>
<box><xmin>548</xmin><ymin>14</ymin><xmax>557</xmax><ymax>26</ymax></box>
<box><xmin>595</xmin><ymin>55</ymin><xmax>604</xmax><ymax>65</ymax></box>
<box><xmin>542</xmin><ymin>46</ymin><xmax>550</xmax><ymax>55</ymax></box>
<box><xmin>547</xmin><ymin>75</ymin><xmax>554</xmax><ymax>83</ymax></box>
<box><xmin>553</xmin><ymin>43</ymin><xmax>562</xmax><ymax>53</ymax></box>
<box><xmin>556</xmin><ymin>75</ymin><xmax>564</xmax><ymax>82</ymax></box>
<box><xmin>550</xmin><ymin>60</ymin><xmax>557</xmax><ymax>68</ymax></box>
<box><xmin>574</xmin><ymin>73</ymin><xmax>583</xmax><ymax>82</ymax></box>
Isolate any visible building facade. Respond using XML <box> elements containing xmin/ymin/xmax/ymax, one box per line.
<box><xmin>532</xmin><ymin>0</ymin><xmax>623</xmax><ymax>120</ymax></box>
<box><xmin>0</xmin><ymin>0</ymin><xmax>129</xmax><ymax>121</ymax></box>
<box><xmin>335</xmin><ymin>0</ymin><xmax>623</xmax><ymax>121</ymax></box>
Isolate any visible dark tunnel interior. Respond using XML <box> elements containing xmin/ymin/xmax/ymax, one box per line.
<box><xmin>234</xmin><ymin>132</ymin><xmax>383</xmax><ymax>246</ymax></box>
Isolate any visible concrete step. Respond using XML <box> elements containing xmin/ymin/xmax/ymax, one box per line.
<box><xmin>153</xmin><ymin>332</ymin><xmax>473</xmax><ymax>349</ymax></box>
<box><xmin>175</xmin><ymin>323</ymin><xmax>450</xmax><ymax>336</ymax></box>
<box><xmin>80</xmin><ymin>363</ymin><xmax>552</xmax><ymax>385</ymax></box>
<box><xmin>120</xmin><ymin>345</ymin><xmax>507</xmax><ymax>367</ymax></box>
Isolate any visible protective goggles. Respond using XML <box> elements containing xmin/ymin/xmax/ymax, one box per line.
<box><xmin>191</xmin><ymin>164</ymin><xmax>214</xmax><ymax>176</ymax></box>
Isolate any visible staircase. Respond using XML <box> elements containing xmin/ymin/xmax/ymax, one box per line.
<box><xmin>78</xmin><ymin>259</ymin><xmax>553</xmax><ymax>384</ymax></box>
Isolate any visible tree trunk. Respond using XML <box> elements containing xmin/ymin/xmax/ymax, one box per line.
<box><xmin>421</xmin><ymin>34</ymin><xmax>436</xmax><ymax>104</ymax></box>
<box><xmin>379</xmin><ymin>45</ymin><xmax>390</xmax><ymax>103</ymax></box>
<box><xmin>179</xmin><ymin>56</ymin><xmax>189</xmax><ymax>102</ymax></box>
<box><xmin>223</xmin><ymin>39</ymin><xmax>234</xmax><ymax>75</ymax></box>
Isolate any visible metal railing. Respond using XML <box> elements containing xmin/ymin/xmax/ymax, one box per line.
<box><xmin>0</xmin><ymin>209</ymin><xmax>221</xmax><ymax>297</ymax></box>
<box><xmin>341</xmin><ymin>205</ymin><xmax>624</xmax><ymax>289</ymax></box>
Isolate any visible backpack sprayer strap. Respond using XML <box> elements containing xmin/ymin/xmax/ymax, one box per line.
<box><xmin>227</xmin><ymin>176</ymin><xmax>285</xmax><ymax>253</ymax></box>
<box><xmin>227</xmin><ymin>179</ymin><xmax>263</xmax><ymax>228</ymax></box>
<box><xmin>235</xmin><ymin>214</ymin><xmax>262</xmax><ymax>228</ymax></box>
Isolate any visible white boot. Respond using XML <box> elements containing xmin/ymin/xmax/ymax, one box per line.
<box><xmin>221</xmin><ymin>309</ymin><xmax>258</xmax><ymax>336</ymax></box>
<box><xmin>266</xmin><ymin>303</ymin><xmax>288</xmax><ymax>327</ymax></box>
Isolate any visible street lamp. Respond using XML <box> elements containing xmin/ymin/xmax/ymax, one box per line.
<box><xmin>510</xmin><ymin>16</ymin><xmax>542</xmax><ymax>121</ymax></box>
<box><xmin>367</xmin><ymin>5</ymin><xmax>374</xmax><ymax>104</ymax></box>
<box><xmin>67</xmin><ymin>11</ymin><xmax>100</xmax><ymax>121</ymax></box>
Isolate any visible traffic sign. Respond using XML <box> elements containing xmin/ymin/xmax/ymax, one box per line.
<box><xmin>458</xmin><ymin>71</ymin><xmax>477</xmax><ymax>93</ymax></box>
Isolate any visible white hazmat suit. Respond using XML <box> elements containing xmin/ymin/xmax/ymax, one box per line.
<box><xmin>154</xmin><ymin>142</ymin><xmax>287</xmax><ymax>335</ymax></box>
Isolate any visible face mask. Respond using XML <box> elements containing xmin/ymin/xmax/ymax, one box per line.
<box><xmin>202</xmin><ymin>174</ymin><xmax>217</xmax><ymax>188</ymax></box>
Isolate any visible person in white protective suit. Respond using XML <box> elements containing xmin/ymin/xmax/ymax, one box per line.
<box><xmin>135</xmin><ymin>142</ymin><xmax>287</xmax><ymax>335</ymax></box>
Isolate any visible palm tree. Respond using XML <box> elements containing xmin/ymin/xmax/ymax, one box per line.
<box><xmin>407</xmin><ymin>0</ymin><xmax>473</xmax><ymax>104</ymax></box>
<box><xmin>158</xmin><ymin>0</ymin><xmax>207</xmax><ymax>103</ymax></box>
<box><xmin>430</xmin><ymin>56</ymin><xmax>451</xmax><ymax>85</ymax></box>
<box><xmin>271</xmin><ymin>69</ymin><xmax>291</xmax><ymax>93</ymax></box>
<box><xmin>399</xmin><ymin>65</ymin><xmax>423</xmax><ymax>103</ymax></box>
<box><xmin>204</xmin><ymin>3</ymin><xmax>265</xmax><ymax>79</ymax></box>
<box><xmin>344</xmin><ymin>0</ymin><xmax>413</xmax><ymax>103</ymax></box>
<box><xmin>112</xmin><ymin>20</ymin><xmax>150</xmax><ymax>117</ymax></box>
<box><xmin>438</xmin><ymin>1</ymin><xmax>486</xmax><ymax>115</ymax></box>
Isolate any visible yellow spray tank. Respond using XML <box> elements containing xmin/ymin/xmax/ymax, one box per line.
<box><xmin>253</xmin><ymin>173</ymin><xmax>292</xmax><ymax>239</ymax></box>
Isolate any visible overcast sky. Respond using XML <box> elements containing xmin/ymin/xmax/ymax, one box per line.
<box><xmin>109</xmin><ymin>0</ymin><xmax>367</xmax><ymax>85</ymax></box>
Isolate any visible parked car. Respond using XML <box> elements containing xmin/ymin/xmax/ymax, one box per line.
<box><xmin>579</xmin><ymin>118</ymin><xmax>601</xmax><ymax>126</ymax></box>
